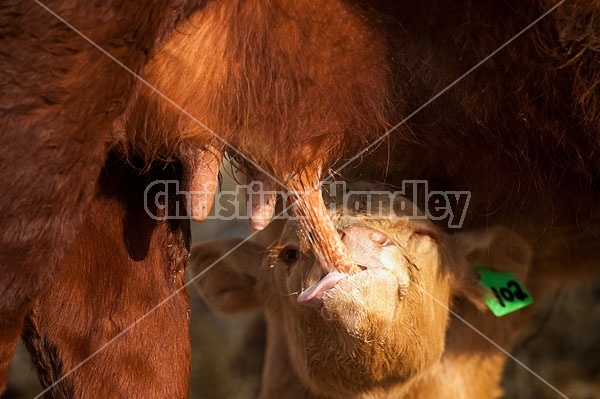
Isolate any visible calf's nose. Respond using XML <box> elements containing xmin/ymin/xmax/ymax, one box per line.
<box><xmin>338</xmin><ymin>225</ymin><xmax>392</xmax><ymax>270</ymax></box>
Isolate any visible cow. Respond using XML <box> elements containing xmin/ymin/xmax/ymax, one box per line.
<box><xmin>0</xmin><ymin>1</ymin><xmax>206</xmax><ymax>391</ymax></box>
<box><xmin>2</xmin><ymin>0</ymin><xmax>598</xmax><ymax>394</ymax></box>
<box><xmin>2</xmin><ymin>0</ymin><xmax>389</xmax><ymax>393</ymax></box>
<box><xmin>137</xmin><ymin>0</ymin><xmax>600</xmax><ymax>281</ymax></box>
<box><xmin>21</xmin><ymin>152</ymin><xmax>192</xmax><ymax>397</ymax></box>
<box><xmin>191</xmin><ymin>183</ymin><xmax>540</xmax><ymax>398</ymax></box>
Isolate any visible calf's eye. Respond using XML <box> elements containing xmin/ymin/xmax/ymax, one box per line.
<box><xmin>280</xmin><ymin>246</ymin><xmax>301</xmax><ymax>265</ymax></box>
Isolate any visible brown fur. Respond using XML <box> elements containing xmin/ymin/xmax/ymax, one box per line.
<box><xmin>127</xmin><ymin>0</ymin><xmax>395</xmax><ymax>273</ymax></box>
<box><xmin>353</xmin><ymin>0</ymin><xmax>600</xmax><ymax>272</ymax></box>
<box><xmin>191</xmin><ymin>187</ymin><xmax>536</xmax><ymax>398</ymax></box>
<box><xmin>134</xmin><ymin>0</ymin><xmax>600</xmax><ymax>182</ymax></box>
<box><xmin>132</xmin><ymin>0</ymin><xmax>600</xmax><ymax>280</ymax></box>
<box><xmin>129</xmin><ymin>0</ymin><xmax>391</xmax><ymax>172</ymax></box>
<box><xmin>0</xmin><ymin>0</ymin><xmax>203</xmax><ymax>391</ymax></box>
<box><xmin>22</xmin><ymin>152</ymin><xmax>191</xmax><ymax>398</ymax></box>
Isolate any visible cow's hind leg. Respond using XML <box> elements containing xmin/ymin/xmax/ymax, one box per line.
<box><xmin>23</xmin><ymin>154</ymin><xmax>191</xmax><ymax>398</ymax></box>
<box><xmin>0</xmin><ymin>1</ymin><xmax>195</xmax><ymax>391</ymax></box>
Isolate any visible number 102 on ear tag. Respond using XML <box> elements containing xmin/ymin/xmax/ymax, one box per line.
<box><xmin>475</xmin><ymin>267</ymin><xmax>533</xmax><ymax>317</ymax></box>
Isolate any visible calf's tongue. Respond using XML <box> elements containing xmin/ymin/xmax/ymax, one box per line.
<box><xmin>297</xmin><ymin>272</ymin><xmax>347</xmax><ymax>308</ymax></box>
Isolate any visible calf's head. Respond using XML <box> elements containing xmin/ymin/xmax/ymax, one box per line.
<box><xmin>192</xmin><ymin>187</ymin><xmax>531</xmax><ymax>397</ymax></box>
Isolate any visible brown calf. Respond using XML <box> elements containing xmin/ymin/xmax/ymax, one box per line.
<box><xmin>192</xmin><ymin>184</ymin><xmax>537</xmax><ymax>398</ymax></box>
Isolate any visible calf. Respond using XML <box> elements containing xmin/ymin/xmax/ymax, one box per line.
<box><xmin>192</xmin><ymin>184</ymin><xmax>535</xmax><ymax>398</ymax></box>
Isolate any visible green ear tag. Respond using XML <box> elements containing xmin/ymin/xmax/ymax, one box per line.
<box><xmin>475</xmin><ymin>267</ymin><xmax>533</xmax><ymax>317</ymax></box>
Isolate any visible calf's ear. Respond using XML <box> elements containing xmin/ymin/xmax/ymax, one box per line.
<box><xmin>190</xmin><ymin>239</ymin><xmax>266</xmax><ymax>314</ymax></box>
<box><xmin>450</xmin><ymin>226</ymin><xmax>532</xmax><ymax>310</ymax></box>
